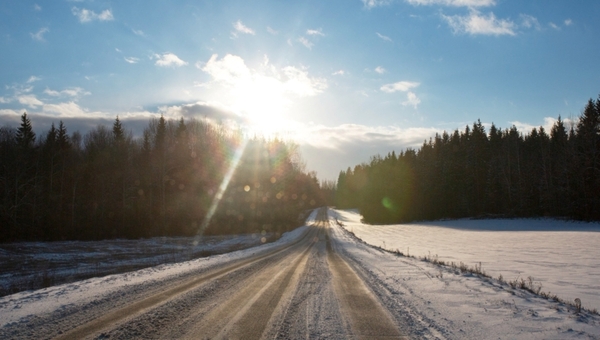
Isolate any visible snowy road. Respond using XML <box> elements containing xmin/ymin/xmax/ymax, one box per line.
<box><xmin>0</xmin><ymin>208</ymin><xmax>409</xmax><ymax>339</ymax></box>
<box><xmin>2</xmin><ymin>207</ymin><xmax>599</xmax><ymax>339</ymax></box>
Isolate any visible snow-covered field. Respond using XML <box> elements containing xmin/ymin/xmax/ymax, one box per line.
<box><xmin>0</xmin><ymin>233</ymin><xmax>273</xmax><ymax>297</ymax></box>
<box><xmin>331</xmin><ymin>209</ymin><xmax>600</xmax><ymax>311</ymax></box>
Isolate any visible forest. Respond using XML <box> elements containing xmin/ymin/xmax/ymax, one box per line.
<box><xmin>336</xmin><ymin>95</ymin><xmax>600</xmax><ymax>224</ymax></box>
<box><xmin>0</xmin><ymin>115</ymin><xmax>328</xmax><ymax>242</ymax></box>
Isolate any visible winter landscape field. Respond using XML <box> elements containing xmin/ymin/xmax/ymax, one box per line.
<box><xmin>1</xmin><ymin>208</ymin><xmax>599</xmax><ymax>339</ymax></box>
<box><xmin>332</xmin><ymin>208</ymin><xmax>600</xmax><ymax>312</ymax></box>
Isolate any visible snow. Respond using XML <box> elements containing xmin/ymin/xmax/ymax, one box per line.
<box><xmin>328</xmin><ymin>208</ymin><xmax>600</xmax><ymax>339</ymax></box>
<box><xmin>1</xmin><ymin>206</ymin><xmax>598</xmax><ymax>339</ymax></box>
<box><xmin>330</xmin><ymin>209</ymin><xmax>600</xmax><ymax>311</ymax></box>
<box><xmin>0</xmin><ymin>225</ymin><xmax>308</xmax><ymax>328</ymax></box>
<box><xmin>0</xmin><ymin>232</ymin><xmax>278</xmax><ymax>296</ymax></box>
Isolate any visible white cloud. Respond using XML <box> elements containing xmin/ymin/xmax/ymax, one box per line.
<box><xmin>362</xmin><ymin>0</ymin><xmax>393</xmax><ymax>9</ymax></box>
<box><xmin>159</xmin><ymin>101</ymin><xmax>244</xmax><ymax>123</ymax></box>
<box><xmin>27</xmin><ymin>76</ymin><xmax>41</xmax><ymax>83</ymax></box>
<box><xmin>71</xmin><ymin>7</ymin><xmax>114</xmax><ymax>23</ymax></box>
<box><xmin>406</xmin><ymin>0</ymin><xmax>495</xmax><ymax>7</ymax></box>
<box><xmin>564</xmin><ymin>19</ymin><xmax>573</xmax><ymax>26</ymax></box>
<box><xmin>267</xmin><ymin>26</ymin><xmax>278</xmax><ymax>35</ymax></box>
<box><xmin>124</xmin><ymin>57</ymin><xmax>140</xmax><ymax>64</ymax></box>
<box><xmin>307</xmin><ymin>28</ymin><xmax>325</xmax><ymax>36</ymax></box>
<box><xmin>402</xmin><ymin>91</ymin><xmax>421</xmax><ymax>108</ymax></box>
<box><xmin>30</xmin><ymin>27</ymin><xmax>49</xmax><ymax>41</ymax></box>
<box><xmin>44</xmin><ymin>87</ymin><xmax>90</xmax><ymax>97</ymax></box>
<box><xmin>520</xmin><ymin>14</ymin><xmax>540</xmax><ymax>30</ymax></box>
<box><xmin>298</xmin><ymin>37</ymin><xmax>314</xmax><ymax>49</ymax></box>
<box><xmin>233</xmin><ymin>20</ymin><xmax>255</xmax><ymax>35</ymax></box>
<box><xmin>154</xmin><ymin>53</ymin><xmax>188</xmax><ymax>67</ymax></box>
<box><xmin>132</xmin><ymin>29</ymin><xmax>144</xmax><ymax>36</ymax></box>
<box><xmin>332</xmin><ymin>70</ymin><xmax>346</xmax><ymax>76</ymax></box>
<box><xmin>375</xmin><ymin>66</ymin><xmax>386</xmax><ymax>74</ymax></box>
<box><xmin>549</xmin><ymin>22</ymin><xmax>560</xmax><ymax>30</ymax></box>
<box><xmin>442</xmin><ymin>10</ymin><xmax>516</xmax><ymax>36</ymax></box>
<box><xmin>0</xmin><ymin>97</ymin><xmax>12</xmax><ymax>104</ymax></box>
<box><xmin>381</xmin><ymin>82</ymin><xmax>421</xmax><ymax>108</ymax></box>
<box><xmin>200</xmin><ymin>54</ymin><xmax>327</xmax><ymax>107</ymax></box>
<box><xmin>18</xmin><ymin>95</ymin><xmax>44</xmax><ymax>108</ymax></box>
<box><xmin>381</xmin><ymin>81</ymin><xmax>420</xmax><ymax>93</ymax></box>
<box><xmin>34</xmin><ymin>4</ymin><xmax>42</xmax><ymax>11</ymax></box>
<box><xmin>376</xmin><ymin>32</ymin><xmax>392</xmax><ymax>42</ymax></box>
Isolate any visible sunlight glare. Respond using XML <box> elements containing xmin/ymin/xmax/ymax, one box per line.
<box><xmin>192</xmin><ymin>138</ymin><xmax>248</xmax><ymax>245</ymax></box>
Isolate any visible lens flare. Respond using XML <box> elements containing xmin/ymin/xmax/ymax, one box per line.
<box><xmin>193</xmin><ymin>138</ymin><xmax>248</xmax><ymax>245</ymax></box>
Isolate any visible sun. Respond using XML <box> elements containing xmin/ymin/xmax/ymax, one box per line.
<box><xmin>231</xmin><ymin>75</ymin><xmax>290</xmax><ymax>137</ymax></box>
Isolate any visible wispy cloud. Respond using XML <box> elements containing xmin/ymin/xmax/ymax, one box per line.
<box><xmin>124</xmin><ymin>57</ymin><xmax>140</xmax><ymax>64</ymax></box>
<box><xmin>520</xmin><ymin>14</ymin><xmax>540</xmax><ymax>30</ymax></box>
<box><xmin>27</xmin><ymin>76</ymin><xmax>41</xmax><ymax>83</ymax></box>
<box><xmin>267</xmin><ymin>26</ymin><xmax>278</xmax><ymax>35</ymax></box>
<box><xmin>0</xmin><ymin>97</ymin><xmax>12</xmax><ymax>104</ymax></box>
<box><xmin>381</xmin><ymin>81</ymin><xmax>421</xmax><ymax>108</ymax></box>
<box><xmin>375</xmin><ymin>66</ymin><xmax>386</xmax><ymax>74</ymax></box>
<box><xmin>232</xmin><ymin>20</ymin><xmax>255</xmax><ymax>37</ymax></box>
<box><xmin>306</xmin><ymin>28</ymin><xmax>325</xmax><ymax>36</ymax></box>
<box><xmin>71</xmin><ymin>7</ymin><xmax>114</xmax><ymax>23</ymax></box>
<box><xmin>44</xmin><ymin>87</ymin><xmax>90</xmax><ymax>98</ymax></box>
<box><xmin>34</xmin><ymin>4</ymin><xmax>42</xmax><ymax>11</ymax></box>
<box><xmin>564</xmin><ymin>19</ymin><xmax>573</xmax><ymax>26</ymax></box>
<box><xmin>30</xmin><ymin>27</ymin><xmax>49</xmax><ymax>41</ymax></box>
<box><xmin>406</xmin><ymin>0</ymin><xmax>495</xmax><ymax>7</ymax></box>
<box><xmin>332</xmin><ymin>70</ymin><xmax>346</xmax><ymax>76</ymax></box>
<box><xmin>549</xmin><ymin>22</ymin><xmax>560</xmax><ymax>30</ymax></box>
<box><xmin>362</xmin><ymin>0</ymin><xmax>393</xmax><ymax>9</ymax></box>
<box><xmin>402</xmin><ymin>91</ymin><xmax>421</xmax><ymax>108</ymax></box>
<box><xmin>381</xmin><ymin>81</ymin><xmax>420</xmax><ymax>93</ymax></box>
<box><xmin>18</xmin><ymin>95</ymin><xmax>44</xmax><ymax>108</ymax></box>
<box><xmin>153</xmin><ymin>53</ymin><xmax>188</xmax><ymax>67</ymax></box>
<box><xmin>442</xmin><ymin>10</ymin><xmax>516</xmax><ymax>36</ymax></box>
<box><xmin>376</xmin><ymin>32</ymin><xmax>392</xmax><ymax>42</ymax></box>
<box><xmin>298</xmin><ymin>37</ymin><xmax>314</xmax><ymax>49</ymax></box>
<box><xmin>132</xmin><ymin>29</ymin><xmax>145</xmax><ymax>36</ymax></box>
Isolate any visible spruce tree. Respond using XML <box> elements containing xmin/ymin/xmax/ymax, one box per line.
<box><xmin>15</xmin><ymin>112</ymin><xmax>36</xmax><ymax>150</ymax></box>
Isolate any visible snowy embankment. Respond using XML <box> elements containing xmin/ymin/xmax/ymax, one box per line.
<box><xmin>0</xmin><ymin>233</ymin><xmax>279</xmax><ymax>297</ymax></box>
<box><xmin>0</xmin><ymin>219</ymin><xmax>312</xmax><ymax>328</ymax></box>
<box><xmin>331</xmin><ymin>208</ymin><xmax>600</xmax><ymax>311</ymax></box>
<box><xmin>328</xmin><ymin>208</ymin><xmax>600</xmax><ymax>339</ymax></box>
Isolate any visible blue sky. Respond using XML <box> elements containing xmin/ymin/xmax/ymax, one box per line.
<box><xmin>1</xmin><ymin>0</ymin><xmax>599</xmax><ymax>180</ymax></box>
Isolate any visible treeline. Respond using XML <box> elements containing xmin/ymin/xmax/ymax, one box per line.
<box><xmin>0</xmin><ymin>115</ymin><xmax>326</xmax><ymax>242</ymax></box>
<box><xmin>336</xmin><ymin>95</ymin><xmax>600</xmax><ymax>224</ymax></box>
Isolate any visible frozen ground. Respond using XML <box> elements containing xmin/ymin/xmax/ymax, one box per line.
<box><xmin>0</xmin><ymin>208</ymin><xmax>598</xmax><ymax>339</ymax></box>
<box><xmin>331</xmin><ymin>208</ymin><xmax>600</xmax><ymax>311</ymax></box>
<box><xmin>327</xmin><ymin>208</ymin><xmax>600</xmax><ymax>339</ymax></box>
<box><xmin>0</xmin><ymin>232</ymin><xmax>273</xmax><ymax>297</ymax></box>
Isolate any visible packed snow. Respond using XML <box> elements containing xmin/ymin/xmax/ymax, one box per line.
<box><xmin>330</xmin><ymin>209</ymin><xmax>600</xmax><ymax>312</ymax></box>
<box><xmin>0</xmin><ymin>224</ymin><xmax>309</xmax><ymax>328</ymax></box>
<box><xmin>1</xmin><ymin>207</ymin><xmax>599</xmax><ymax>339</ymax></box>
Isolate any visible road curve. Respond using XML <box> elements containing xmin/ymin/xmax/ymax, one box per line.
<box><xmin>6</xmin><ymin>208</ymin><xmax>408</xmax><ymax>339</ymax></box>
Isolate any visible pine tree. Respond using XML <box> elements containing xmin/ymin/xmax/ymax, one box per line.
<box><xmin>15</xmin><ymin>112</ymin><xmax>36</xmax><ymax>150</ymax></box>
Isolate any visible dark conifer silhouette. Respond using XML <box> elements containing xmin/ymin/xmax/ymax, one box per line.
<box><xmin>336</xmin><ymin>94</ymin><xmax>600</xmax><ymax>223</ymax></box>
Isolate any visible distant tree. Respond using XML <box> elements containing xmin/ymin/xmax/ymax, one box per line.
<box><xmin>15</xmin><ymin>112</ymin><xmax>36</xmax><ymax>150</ymax></box>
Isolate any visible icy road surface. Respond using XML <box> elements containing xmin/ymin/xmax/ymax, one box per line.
<box><xmin>1</xmin><ymin>207</ymin><xmax>599</xmax><ymax>339</ymax></box>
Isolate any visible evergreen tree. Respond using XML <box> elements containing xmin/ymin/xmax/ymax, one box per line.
<box><xmin>15</xmin><ymin>112</ymin><xmax>36</xmax><ymax>150</ymax></box>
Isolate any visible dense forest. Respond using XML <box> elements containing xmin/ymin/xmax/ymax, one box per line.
<box><xmin>336</xmin><ymin>95</ymin><xmax>600</xmax><ymax>224</ymax></box>
<box><xmin>0</xmin><ymin>115</ymin><xmax>328</xmax><ymax>242</ymax></box>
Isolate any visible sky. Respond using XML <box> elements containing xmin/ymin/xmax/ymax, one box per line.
<box><xmin>1</xmin><ymin>0</ymin><xmax>599</xmax><ymax>181</ymax></box>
